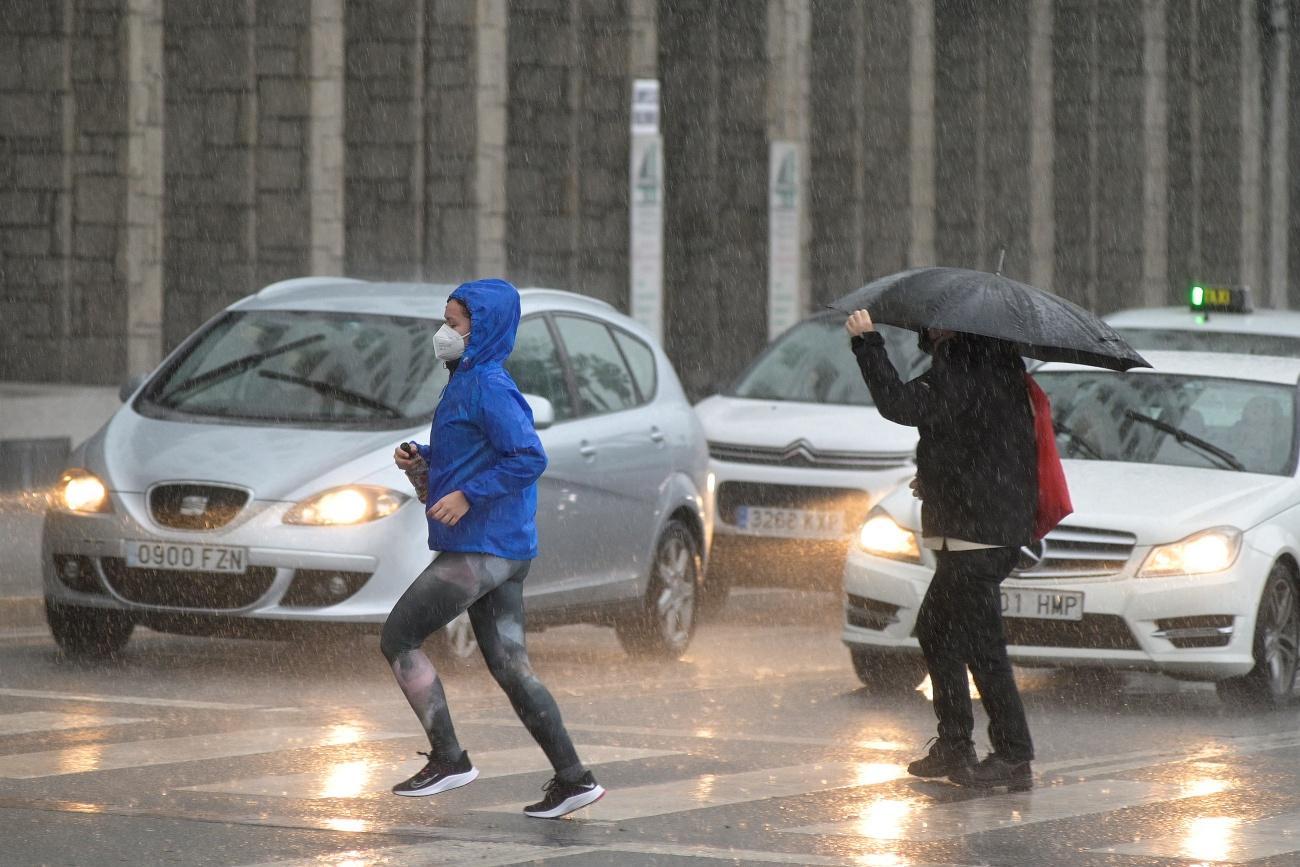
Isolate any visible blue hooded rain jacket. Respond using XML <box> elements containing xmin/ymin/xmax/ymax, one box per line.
<box><xmin>414</xmin><ymin>278</ymin><xmax>547</xmax><ymax>560</ymax></box>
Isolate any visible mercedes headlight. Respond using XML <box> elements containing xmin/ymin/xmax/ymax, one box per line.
<box><xmin>284</xmin><ymin>486</ymin><xmax>408</xmax><ymax>526</ymax></box>
<box><xmin>857</xmin><ymin>511</ymin><xmax>922</xmax><ymax>563</ymax></box>
<box><xmin>1139</xmin><ymin>527</ymin><xmax>1242</xmax><ymax>577</ymax></box>
<box><xmin>55</xmin><ymin>469</ymin><xmax>111</xmax><ymax>513</ymax></box>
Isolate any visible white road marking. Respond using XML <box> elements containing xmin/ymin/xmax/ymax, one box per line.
<box><xmin>0</xmin><ymin>687</ymin><xmax>261</xmax><ymax>711</ymax></box>
<box><xmin>475</xmin><ymin>761</ymin><xmax>907</xmax><ymax>821</ymax></box>
<box><xmin>461</xmin><ymin>716</ymin><xmax>852</xmax><ymax>747</ymax></box>
<box><xmin>0</xmin><ymin>725</ymin><xmax>409</xmax><ymax>779</ymax></box>
<box><xmin>232</xmin><ymin>841</ymin><xmax>597</xmax><ymax>867</ymax></box>
<box><xmin>0</xmin><ymin>711</ymin><xmax>146</xmax><ymax>736</ymax></box>
<box><xmin>788</xmin><ymin>779</ymin><xmax>1204</xmax><ymax>841</ymax></box>
<box><xmin>1096</xmin><ymin>809</ymin><xmax>1300</xmax><ymax>862</ymax></box>
<box><xmin>180</xmin><ymin>744</ymin><xmax>676</xmax><ymax>799</ymax></box>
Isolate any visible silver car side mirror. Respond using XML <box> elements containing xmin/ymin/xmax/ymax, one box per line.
<box><xmin>119</xmin><ymin>372</ymin><xmax>149</xmax><ymax>402</ymax></box>
<box><xmin>522</xmin><ymin>393</ymin><xmax>555</xmax><ymax>430</ymax></box>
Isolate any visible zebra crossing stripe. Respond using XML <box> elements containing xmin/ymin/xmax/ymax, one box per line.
<box><xmin>0</xmin><ymin>725</ymin><xmax>409</xmax><ymax>779</ymax></box>
<box><xmin>231</xmin><ymin>841</ymin><xmax>598</xmax><ymax>867</ymax></box>
<box><xmin>0</xmin><ymin>711</ymin><xmax>146</xmax><ymax>736</ymax></box>
<box><xmin>786</xmin><ymin>778</ymin><xmax>1205</xmax><ymax>841</ymax></box>
<box><xmin>0</xmin><ymin>687</ymin><xmax>260</xmax><ymax>711</ymax></box>
<box><xmin>474</xmin><ymin>761</ymin><xmax>908</xmax><ymax>821</ymax></box>
<box><xmin>1094</xmin><ymin>809</ymin><xmax>1300</xmax><ymax>862</ymax></box>
<box><xmin>180</xmin><ymin>744</ymin><xmax>676</xmax><ymax>799</ymax></box>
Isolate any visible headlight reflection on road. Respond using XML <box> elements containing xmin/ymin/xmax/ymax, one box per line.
<box><xmin>318</xmin><ymin>760</ymin><xmax>372</xmax><ymax>799</ymax></box>
<box><xmin>322</xmin><ymin>818</ymin><xmax>370</xmax><ymax>834</ymax></box>
<box><xmin>1181</xmin><ymin>816</ymin><xmax>1239</xmax><ymax>862</ymax></box>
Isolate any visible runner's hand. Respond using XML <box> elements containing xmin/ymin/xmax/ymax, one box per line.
<box><xmin>909</xmin><ymin>477</ymin><xmax>923</xmax><ymax>500</ymax></box>
<box><xmin>428</xmin><ymin>491</ymin><xmax>470</xmax><ymax>526</ymax></box>
<box><xmin>846</xmin><ymin>309</ymin><xmax>875</xmax><ymax>337</ymax></box>
<box><xmin>394</xmin><ymin>444</ymin><xmax>421</xmax><ymax>471</ymax></box>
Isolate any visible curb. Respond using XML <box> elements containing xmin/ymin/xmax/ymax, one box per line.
<box><xmin>0</xmin><ymin>596</ymin><xmax>44</xmax><ymax>630</ymax></box>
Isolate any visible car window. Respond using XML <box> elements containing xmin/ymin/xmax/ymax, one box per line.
<box><xmin>553</xmin><ymin>315</ymin><xmax>638</xmax><ymax>416</ymax></box>
<box><xmin>1113</xmin><ymin>327</ymin><xmax>1300</xmax><ymax>357</ymax></box>
<box><xmin>612</xmin><ymin>329</ymin><xmax>656</xmax><ymax>402</ymax></box>
<box><xmin>137</xmin><ymin>310</ymin><xmax>446</xmax><ymax>428</ymax></box>
<box><xmin>1036</xmin><ymin>371</ymin><xmax>1297</xmax><ymax>475</ymax></box>
<box><xmin>506</xmin><ymin>316</ymin><xmax>574</xmax><ymax>421</ymax></box>
<box><xmin>731</xmin><ymin>318</ymin><xmax>926</xmax><ymax>406</ymax></box>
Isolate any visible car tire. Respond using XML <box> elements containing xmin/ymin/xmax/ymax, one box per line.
<box><xmin>849</xmin><ymin>647</ymin><xmax>927</xmax><ymax>692</ymax></box>
<box><xmin>616</xmin><ymin>520</ymin><xmax>700</xmax><ymax>659</ymax></box>
<box><xmin>1215</xmin><ymin>562</ymin><xmax>1300</xmax><ymax>709</ymax></box>
<box><xmin>45</xmin><ymin>599</ymin><xmax>134</xmax><ymax>659</ymax></box>
<box><xmin>428</xmin><ymin>611</ymin><xmax>478</xmax><ymax>668</ymax></box>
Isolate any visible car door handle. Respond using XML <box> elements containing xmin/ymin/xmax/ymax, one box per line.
<box><xmin>578</xmin><ymin>441</ymin><xmax>597</xmax><ymax>458</ymax></box>
<box><xmin>649</xmin><ymin>427</ymin><xmax>666</xmax><ymax>444</ymax></box>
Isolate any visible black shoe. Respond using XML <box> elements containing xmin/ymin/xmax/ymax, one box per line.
<box><xmin>523</xmin><ymin>771</ymin><xmax>606</xmax><ymax>819</ymax></box>
<box><xmin>391</xmin><ymin>750</ymin><xmax>478</xmax><ymax>797</ymax></box>
<box><xmin>906</xmin><ymin>737</ymin><xmax>976</xmax><ymax>778</ymax></box>
<box><xmin>949</xmin><ymin>753</ymin><xmax>1033</xmax><ymax>791</ymax></box>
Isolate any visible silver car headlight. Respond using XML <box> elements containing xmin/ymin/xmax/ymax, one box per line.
<box><xmin>54</xmin><ymin>469</ymin><xmax>113</xmax><ymax>514</ymax></box>
<box><xmin>1139</xmin><ymin>527</ymin><xmax>1243</xmax><ymax>578</ymax></box>
<box><xmin>284</xmin><ymin>485</ymin><xmax>408</xmax><ymax>526</ymax></box>
<box><xmin>857</xmin><ymin>510</ymin><xmax>922</xmax><ymax>563</ymax></box>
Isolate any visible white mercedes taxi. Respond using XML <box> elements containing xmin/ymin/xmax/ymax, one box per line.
<box><xmin>1106</xmin><ymin>285</ymin><xmax>1300</xmax><ymax>357</ymax></box>
<box><xmin>844</xmin><ymin>351</ymin><xmax>1300</xmax><ymax>709</ymax></box>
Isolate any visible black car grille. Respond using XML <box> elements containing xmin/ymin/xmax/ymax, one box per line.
<box><xmin>101</xmin><ymin>557</ymin><xmax>275</xmax><ymax>609</ymax></box>
<box><xmin>148</xmin><ymin>483</ymin><xmax>250</xmax><ymax>530</ymax></box>
<box><xmin>1155</xmin><ymin>614</ymin><xmax>1235</xmax><ymax>649</ymax></box>
<box><xmin>1003</xmin><ymin>613</ymin><xmax>1140</xmax><ymax>651</ymax></box>
<box><xmin>845</xmin><ymin>594</ymin><xmax>901</xmax><ymax>631</ymax></box>
<box><xmin>709</xmin><ymin>441</ymin><xmax>912</xmax><ymax>471</ymax></box>
<box><xmin>1008</xmin><ymin>525</ymin><xmax>1137</xmax><ymax>580</ymax></box>
<box><xmin>716</xmin><ymin>482</ymin><xmax>873</xmax><ymax>527</ymax></box>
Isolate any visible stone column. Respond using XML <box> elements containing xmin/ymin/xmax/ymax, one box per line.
<box><xmin>308</xmin><ymin>0</ymin><xmax>345</xmax><ymax>275</ymax></box>
<box><xmin>1240</xmin><ymin>0</ymin><xmax>1264</xmax><ymax>294</ymax></box>
<box><xmin>765</xmin><ymin>0</ymin><xmax>810</xmax><ymax>338</ymax></box>
<box><xmin>1028</xmin><ymin>0</ymin><xmax>1054</xmax><ymax>290</ymax></box>
<box><xmin>1141</xmin><ymin>0</ymin><xmax>1169</xmax><ymax>307</ymax></box>
<box><xmin>1268</xmin><ymin>0</ymin><xmax>1289</xmax><ymax>308</ymax></box>
<box><xmin>909</xmin><ymin>0</ymin><xmax>936</xmax><ymax>269</ymax></box>
<box><xmin>124</xmin><ymin>0</ymin><xmax>164</xmax><ymax>375</ymax></box>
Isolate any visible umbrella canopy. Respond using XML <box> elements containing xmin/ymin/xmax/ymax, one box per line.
<box><xmin>830</xmin><ymin>267</ymin><xmax>1151</xmax><ymax>371</ymax></box>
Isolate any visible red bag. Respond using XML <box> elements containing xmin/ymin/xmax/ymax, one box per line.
<box><xmin>1025</xmin><ymin>374</ymin><xmax>1073</xmax><ymax>540</ymax></box>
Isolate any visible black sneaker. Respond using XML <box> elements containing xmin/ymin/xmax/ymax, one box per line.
<box><xmin>949</xmin><ymin>753</ymin><xmax>1033</xmax><ymax>791</ymax></box>
<box><xmin>906</xmin><ymin>737</ymin><xmax>976</xmax><ymax>778</ymax></box>
<box><xmin>391</xmin><ymin>750</ymin><xmax>478</xmax><ymax>797</ymax></box>
<box><xmin>523</xmin><ymin>771</ymin><xmax>606</xmax><ymax>819</ymax></box>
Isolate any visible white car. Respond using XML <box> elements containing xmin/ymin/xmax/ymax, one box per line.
<box><xmin>1106</xmin><ymin>302</ymin><xmax>1300</xmax><ymax>357</ymax></box>
<box><xmin>42</xmin><ymin>278</ymin><xmax>712</xmax><ymax>661</ymax></box>
<box><xmin>843</xmin><ymin>351</ymin><xmax>1300</xmax><ymax>708</ymax></box>
<box><xmin>694</xmin><ymin>312</ymin><xmax>925</xmax><ymax>602</ymax></box>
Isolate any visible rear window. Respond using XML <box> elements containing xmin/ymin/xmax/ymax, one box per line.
<box><xmin>1113</xmin><ymin>327</ymin><xmax>1300</xmax><ymax>358</ymax></box>
<box><xmin>731</xmin><ymin>319</ymin><xmax>926</xmax><ymax>406</ymax></box>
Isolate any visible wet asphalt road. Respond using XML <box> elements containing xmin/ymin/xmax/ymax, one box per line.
<box><xmin>2</xmin><ymin>589</ymin><xmax>1299</xmax><ymax>867</ymax></box>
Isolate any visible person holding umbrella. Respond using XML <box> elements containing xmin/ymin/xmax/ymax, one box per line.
<box><xmin>837</xmin><ymin>267</ymin><xmax>1147</xmax><ymax>791</ymax></box>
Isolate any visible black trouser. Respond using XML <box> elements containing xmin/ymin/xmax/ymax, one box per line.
<box><xmin>915</xmin><ymin>547</ymin><xmax>1034</xmax><ymax>762</ymax></box>
<box><xmin>380</xmin><ymin>552</ymin><xmax>583</xmax><ymax>779</ymax></box>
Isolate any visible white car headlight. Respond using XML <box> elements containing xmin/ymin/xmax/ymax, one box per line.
<box><xmin>1139</xmin><ymin>527</ymin><xmax>1243</xmax><ymax>577</ymax></box>
<box><xmin>284</xmin><ymin>485</ymin><xmax>408</xmax><ymax>526</ymax></box>
<box><xmin>55</xmin><ymin>469</ymin><xmax>112</xmax><ymax>513</ymax></box>
<box><xmin>857</xmin><ymin>511</ymin><xmax>922</xmax><ymax>563</ymax></box>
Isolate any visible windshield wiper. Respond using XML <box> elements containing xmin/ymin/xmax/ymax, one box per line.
<box><xmin>159</xmin><ymin>334</ymin><xmax>327</xmax><ymax>406</ymax></box>
<box><xmin>1053</xmin><ymin>420</ymin><xmax>1103</xmax><ymax>460</ymax></box>
<box><xmin>1123</xmin><ymin>409</ymin><xmax>1246</xmax><ymax>472</ymax></box>
<box><xmin>256</xmin><ymin>370</ymin><xmax>401</xmax><ymax>418</ymax></box>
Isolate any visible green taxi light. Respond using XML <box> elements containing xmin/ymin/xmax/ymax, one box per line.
<box><xmin>1190</xmin><ymin>285</ymin><xmax>1205</xmax><ymax>307</ymax></box>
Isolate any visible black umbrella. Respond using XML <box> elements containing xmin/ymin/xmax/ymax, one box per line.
<box><xmin>829</xmin><ymin>267</ymin><xmax>1151</xmax><ymax>371</ymax></box>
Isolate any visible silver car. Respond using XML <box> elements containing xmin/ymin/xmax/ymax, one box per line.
<box><xmin>42</xmin><ymin>278</ymin><xmax>712</xmax><ymax>661</ymax></box>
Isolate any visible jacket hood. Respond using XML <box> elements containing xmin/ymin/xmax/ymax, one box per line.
<box><xmin>450</xmin><ymin>278</ymin><xmax>519</xmax><ymax>369</ymax></box>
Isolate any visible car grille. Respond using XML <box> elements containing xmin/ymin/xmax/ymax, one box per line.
<box><xmin>845</xmin><ymin>593</ymin><xmax>901</xmax><ymax>631</ymax></box>
<box><xmin>716</xmin><ymin>481</ymin><xmax>873</xmax><ymax>527</ymax></box>
<box><xmin>1154</xmin><ymin>614</ymin><xmax>1235</xmax><ymax>649</ymax></box>
<box><xmin>709</xmin><ymin>440</ymin><xmax>912</xmax><ymax>471</ymax></box>
<box><xmin>100</xmin><ymin>557</ymin><xmax>275</xmax><ymax>609</ymax></box>
<box><xmin>1004</xmin><ymin>614</ymin><xmax>1140</xmax><ymax>650</ymax></box>
<box><xmin>148</xmin><ymin>483</ymin><xmax>250</xmax><ymax>530</ymax></box>
<box><xmin>1008</xmin><ymin>525</ymin><xmax>1137</xmax><ymax>580</ymax></box>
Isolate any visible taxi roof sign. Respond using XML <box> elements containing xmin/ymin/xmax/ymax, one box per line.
<box><xmin>1189</xmin><ymin>284</ymin><xmax>1253</xmax><ymax>314</ymax></box>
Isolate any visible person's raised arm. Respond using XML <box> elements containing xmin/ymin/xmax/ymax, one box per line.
<box><xmin>845</xmin><ymin>310</ymin><xmax>939</xmax><ymax>428</ymax></box>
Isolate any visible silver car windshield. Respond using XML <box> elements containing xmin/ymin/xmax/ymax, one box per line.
<box><xmin>1114</xmin><ymin>327</ymin><xmax>1300</xmax><ymax>357</ymax></box>
<box><xmin>731</xmin><ymin>318</ymin><xmax>926</xmax><ymax>406</ymax></box>
<box><xmin>1036</xmin><ymin>371</ymin><xmax>1297</xmax><ymax>476</ymax></box>
<box><xmin>138</xmin><ymin>310</ymin><xmax>447</xmax><ymax>428</ymax></box>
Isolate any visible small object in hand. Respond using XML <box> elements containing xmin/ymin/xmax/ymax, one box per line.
<box><xmin>401</xmin><ymin>442</ymin><xmax>430</xmax><ymax>503</ymax></box>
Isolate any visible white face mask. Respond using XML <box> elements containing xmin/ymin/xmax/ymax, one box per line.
<box><xmin>432</xmin><ymin>323</ymin><xmax>468</xmax><ymax>361</ymax></box>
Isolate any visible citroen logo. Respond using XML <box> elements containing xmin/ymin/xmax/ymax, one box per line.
<box><xmin>1015</xmin><ymin>540</ymin><xmax>1046</xmax><ymax>573</ymax></box>
<box><xmin>781</xmin><ymin>439</ymin><xmax>817</xmax><ymax>464</ymax></box>
<box><xmin>179</xmin><ymin>495</ymin><xmax>209</xmax><ymax>517</ymax></box>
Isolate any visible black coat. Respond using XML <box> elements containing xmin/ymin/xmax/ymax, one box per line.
<box><xmin>851</xmin><ymin>331</ymin><xmax>1037</xmax><ymax>548</ymax></box>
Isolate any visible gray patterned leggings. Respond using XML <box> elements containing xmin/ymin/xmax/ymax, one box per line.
<box><xmin>380</xmin><ymin>552</ymin><xmax>583</xmax><ymax>779</ymax></box>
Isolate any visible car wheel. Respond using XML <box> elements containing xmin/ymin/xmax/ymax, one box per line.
<box><xmin>1215</xmin><ymin>563</ymin><xmax>1300</xmax><ymax>709</ymax></box>
<box><xmin>616</xmin><ymin>520</ymin><xmax>700</xmax><ymax>659</ymax></box>
<box><xmin>429</xmin><ymin>612</ymin><xmax>478</xmax><ymax>668</ymax></box>
<box><xmin>849</xmin><ymin>647</ymin><xmax>927</xmax><ymax>692</ymax></box>
<box><xmin>45</xmin><ymin>599</ymin><xmax>134</xmax><ymax>659</ymax></box>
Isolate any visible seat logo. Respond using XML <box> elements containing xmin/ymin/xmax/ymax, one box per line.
<box><xmin>179</xmin><ymin>495</ymin><xmax>209</xmax><ymax>517</ymax></box>
<box><xmin>1015</xmin><ymin>540</ymin><xmax>1046</xmax><ymax>573</ymax></box>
